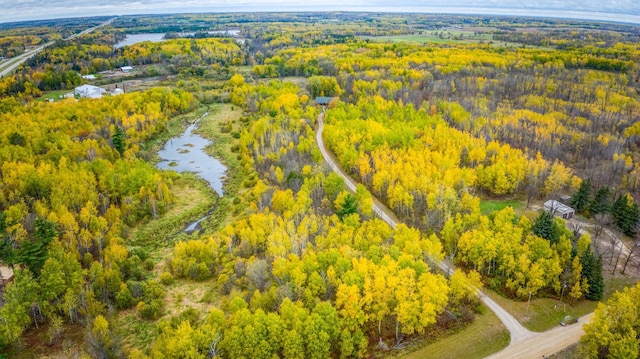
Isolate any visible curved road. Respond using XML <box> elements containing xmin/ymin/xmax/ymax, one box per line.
<box><xmin>315</xmin><ymin>111</ymin><xmax>590</xmax><ymax>358</ymax></box>
<box><xmin>0</xmin><ymin>17</ymin><xmax>115</xmax><ymax>78</ymax></box>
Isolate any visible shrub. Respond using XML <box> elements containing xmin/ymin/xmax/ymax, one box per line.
<box><xmin>159</xmin><ymin>271</ymin><xmax>174</xmax><ymax>285</ymax></box>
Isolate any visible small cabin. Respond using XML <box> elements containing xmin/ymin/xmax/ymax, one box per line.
<box><xmin>314</xmin><ymin>96</ymin><xmax>336</xmax><ymax>106</ymax></box>
<box><xmin>544</xmin><ymin>200</ymin><xmax>575</xmax><ymax>219</ymax></box>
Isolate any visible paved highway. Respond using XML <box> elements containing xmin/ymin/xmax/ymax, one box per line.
<box><xmin>0</xmin><ymin>17</ymin><xmax>115</xmax><ymax>78</ymax></box>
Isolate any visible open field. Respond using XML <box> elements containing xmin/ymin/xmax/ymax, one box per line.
<box><xmin>361</xmin><ymin>30</ymin><xmax>549</xmax><ymax>49</ymax></box>
<box><xmin>485</xmin><ymin>276</ymin><xmax>638</xmax><ymax>332</ymax></box>
<box><xmin>391</xmin><ymin>307</ymin><xmax>509</xmax><ymax>359</ymax></box>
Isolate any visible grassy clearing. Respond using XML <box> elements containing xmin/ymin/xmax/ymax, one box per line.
<box><xmin>116</xmin><ymin>103</ymin><xmax>243</xmax><ymax>349</ymax></box>
<box><xmin>484</xmin><ymin>275</ymin><xmax>638</xmax><ymax>332</ymax></box>
<box><xmin>35</xmin><ymin>89</ymin><xmax>72</xmax><ymax>102</ymax></box>
<box><xmin>163</xmin><ymin>278</ymin><xmax>221</xmax><ymax>317</ymax></box>
<box><xmin>195</xmin><ymin>103</ymin><xmax>244</xmax><ymax>230</ymax></box>
<box><xmin>114</xmin><ymin>310</ymin><xmax>161</xmax><ymax>352</ymax></box>
<box><xmin>114</xmin><ymin>278</ymin><xmax>222</xmax><ymax>352</ymax></box>
<box><xmin>387</xmin><ymin>307</ymin><xmax>509</xmax><ymax>359</ymax></box>
<box><xmin>479</xmin><ymin>199</ymin><xmax>525</xmax><ymax>215</ymax></box>
<box><xmin>127</xmin><ymin>173</ymin><xmax>217</xmax><ymax>254</ymax></box>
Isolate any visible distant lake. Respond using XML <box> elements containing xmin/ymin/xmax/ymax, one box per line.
<box><xmin>114</xmin><ymin>33</ymin><xmax>166</xmax><ymax>48</ymax></box>
<box><xmin>178</xmin><ymin>29</ymin><xmax>241</xmax><ymax>37</ymax></box>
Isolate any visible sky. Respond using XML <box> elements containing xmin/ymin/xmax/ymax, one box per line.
<box><xmin>0</xmin><ymin>0</ymin><xmax>638</xmax><ymax>24</ymax></box>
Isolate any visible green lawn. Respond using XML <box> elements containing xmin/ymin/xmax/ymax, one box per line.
<box><xmin>391</xmin><ymin>307</ymin><xmax>509</xmax><ymax>359</ymax></box>
<box><xmin>480</xmin><ymin>199</ymin><xmax>525</xmax><ymax>215</ymax></box>
<box><xmin>484</xmin><ymin>276</ymin><xmax>638</xmax><ymax>332</ymax></box>
<box><xmin>35</xmin><ymin>90</ymin><xmax>73</xmax><ymax>102</ymax></box>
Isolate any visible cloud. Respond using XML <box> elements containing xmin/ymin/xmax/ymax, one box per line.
<box><xmin>0</xmin><ymin>0</ymin><xmax>638</xmax><ymax>24</ymax></box>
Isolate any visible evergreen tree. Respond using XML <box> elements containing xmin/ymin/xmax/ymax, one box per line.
<box><xmin>570</xmin><ymin>178</ymin><xmax>591</xmax><ymax>213</ymax></box>
<box><xmin>580</xmin><ymin>249</ymin><xmax>604</xmax><ymax>301</ymax></box>
<box><xmin>15</xmin><ymin>217</ymin><xmax>57</xmax><ymax>277</ymax></box>
<box><xmin>112</xmin><ymin>126</ymin><xmax>126</xmax><ymax>156</ymax></box>
<box><xmin>628</xmin><ymin>202</ymin><xmax>640</xmax><ymax>236</ymax></box>
<box><xmin>336</xmin><ymin>193</ymin><xmax>358</xmax><ymax>220</ymax></box>
<box><xmin>589</xmin><ymin>186</ymin><xmax>611</xmax><ymax>217</ymax></box>
<box><xmin>612</xmin><ymin>194</ymin><xmax>640</xmax><ymax>237</ymax></box>
<box><xmin>532</xmin><ymin>210</ymin><xmax>559</xmax><ymax>244</ymax></box>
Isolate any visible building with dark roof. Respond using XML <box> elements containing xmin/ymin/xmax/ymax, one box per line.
<box><xmin>314</xmin><ymin>96</ymin><xmax>336</xmax><ymax>106</ymax></box>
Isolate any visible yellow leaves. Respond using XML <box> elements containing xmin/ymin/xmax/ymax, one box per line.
<box><xmin>581</xmin><ymin>284</ymin><xmax>640</xmax><ymax>358</ymax></box>
<box><xmin>271</xmin><ymin>189</ymin><xmax>295</xmax><ymax>214</ymax></box>
<box><xmin>335</xmin><ymin>284</ymin><xmax>366</xmax><ymax>331</ymax></box>
<box><xmin>416</xmin><ymin>272</ymin><xmax>449</xmax><ymax>329</ymax></box>
<box><xmin>228</xmin><ymin>74</ymin><xmax>246</xmax><ymax>87</ymax></box>
<box><xmin>103</xmin><ymin>242</ymin><xmax>128</xmax><ymax>268</ymax></box>
<box><xmin>449</xmin><ymin>270</ymin><xmax>482</xmax><ymax>306</ymax></box>
<box><xmin>544</xmin><ymin>161</ymin><xmax>573</xmax><ymax>196</ymax></box>
<box><xmin>91</xmin><ymin>315</ymin><xmax>110</xmax><ymax>342</ymax></box>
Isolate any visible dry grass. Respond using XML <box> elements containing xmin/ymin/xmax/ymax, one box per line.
<box><xmin>388</xmin><ymin>308</ymin><xmax>509</xmax><ymax>359</ymax></box>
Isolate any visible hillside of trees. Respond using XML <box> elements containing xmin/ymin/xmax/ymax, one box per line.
<box><xmin>0</xmin><ymin>12</ymin><xmax>638</xmax><ymax>359</ymax></box>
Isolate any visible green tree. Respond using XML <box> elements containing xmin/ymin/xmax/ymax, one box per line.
<box><xmin>16</xmin><ymin>216</ymin><xmax>57</xmax><ymax>276</ymax></box>
<box><xmin>336</xmin><ymin>192</ymin><xmax>358</xmax><ymax>220</ymax></box>
<box><xmin>112</xmin><ymin>125</ymin><xmax>126</xmax><ymax>156</ymax></box>
<box><xmin>612</xmin><ymin>194</ymin><xmax>639</xmax><ymax>237</ymax></box>
<box><xmin>0</xmin><ymin>270</ymin><xmax>38</xmax><ymax>347</ymax></box>
<box><xmin>581</xmin><ymin>249</ymin><xmax>604</xmax><ymax>301</ymax></box>
<box><xmin>571</xmin><ymin>178</ymin><xmax>592</xmax><ymax>213</ymax></box>
<box><xmin>589</xmin><ymin>186</ymin><xmax>612</xmax><ymax>217</ymax></box>
<box><xmin>532</xmin><ymin>210</ymin><xmax>559</xmax><ymax>244</ymax></box>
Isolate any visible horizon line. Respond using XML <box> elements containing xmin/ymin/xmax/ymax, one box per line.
<box><xmin>1</xmin><ymin>7</ymin><xmax>639</xmax><ymax>26</ymax></box>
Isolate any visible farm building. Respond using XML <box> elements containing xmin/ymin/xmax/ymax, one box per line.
<box><xmin>543</xmin><ymin>200</ymin><xmax>575</xmax><ymax>219</ymax></box>
<box><xmin>75</xmin><ymin>84</ymin><xmax>106</xmax><ymax>99</ymax></box>
<box><xmin>120</xmin><ymin>66</ymin><xmax>133</xmax><ymax>72</ymax></box>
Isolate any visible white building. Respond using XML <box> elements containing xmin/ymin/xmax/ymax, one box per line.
<box><xmin>120</xmin><ymin>66</ymin><xmax>133</xmax><ymax>72</ymax></box>
<box><xmin>81</xmin><ymin>74</ymin><xmax>96</xmax><ymax>80</ymax></box>
<box><xmin>543</xmin><ymin>200</ymin><xmax>575</xmax><ymax>219</ymax></box>
<box><xmin>75</xmin><ymin>84</ymin><xmax>106</xmax><ymax>99</ymax></box>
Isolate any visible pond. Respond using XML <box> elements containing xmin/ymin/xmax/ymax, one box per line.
<box><xmin>114</xmin><ymin>33</ymin><xmax>166</xmax><ymax>48</ymax></box>
<box><xmin>157</xmin><ymin>111</ymin><xmax>226</xmax><ymax>196</ymax></box>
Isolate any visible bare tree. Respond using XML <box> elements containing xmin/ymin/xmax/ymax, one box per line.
<box><xmin>622</xmin><ymin>222</ymin><xmax>640</xmax><ymax>275</ymax></box>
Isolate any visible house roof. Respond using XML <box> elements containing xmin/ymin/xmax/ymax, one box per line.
<box><xmin>0</xmin><ymin>265</ymin><xmax>13</xmax><ymax>282</ymax></box>
<box><xmin>315</xmin><ymin>96</ymin><xmax>336</xmax><ymax>105</ymax></box>
<box><xmin>75</xmin><ymin>84</ymin><xmax>105</xmax><ymax>98</ymax></box>
<box><xmin>544</xmin><ymin>200</ymin><xmax>575</xmax><ymax>214</ymax></box>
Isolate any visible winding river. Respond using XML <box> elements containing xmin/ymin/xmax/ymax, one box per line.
<box><xmin>157</xmin><ymin>111</ymin><xmax>226</xmax><ymax>231</ymax></box>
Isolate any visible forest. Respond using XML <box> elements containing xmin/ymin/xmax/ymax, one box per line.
<box><xmin>0</xmin><ymin>11</ymin><xmax>639</xmax><ymax>359</ymax></box>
